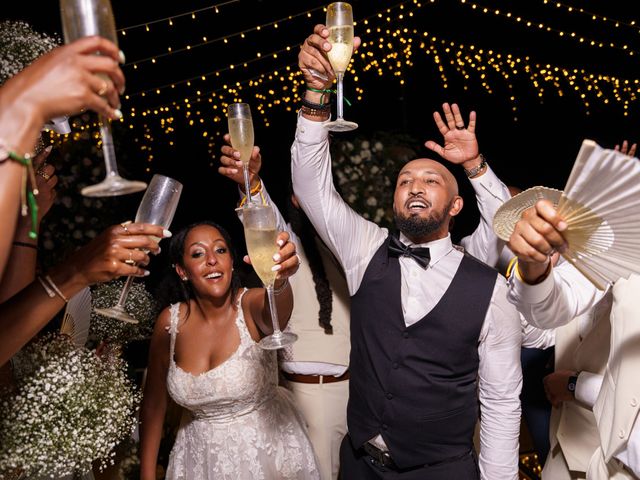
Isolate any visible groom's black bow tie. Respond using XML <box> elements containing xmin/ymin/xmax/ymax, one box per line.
<box><xmin>388</xmin><ymin>235</ymin><xmax>431</xmax><ymax>269</ymax></box>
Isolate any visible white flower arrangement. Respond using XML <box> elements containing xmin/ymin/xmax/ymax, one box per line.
<box><xmin>331</xmin><ymin>133</ymin><xmax>419</xmax><ymax>229</ymax></box>
<box><xmin>0</xmin><ymin>20</ymin><xmax>59</xmax><ymax>86</ymax></box>
<box><xmin>90</xmin><ymin>279</ymin><xmax>158</xmax><ymax>345</ymax></box>
<box><xmin>0</xmin><ymin>334</ymin><xmax>140</xmax><ymax>478</ymax></box>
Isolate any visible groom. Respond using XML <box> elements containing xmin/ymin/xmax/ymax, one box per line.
<box><xmin>290</xmin><ymin>25</ymin><xmax>521</xmax><ymax>480</ymax></box>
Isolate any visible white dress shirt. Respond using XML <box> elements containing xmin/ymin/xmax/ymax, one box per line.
<box><xmin>508</xmin><ymin>261</ymin><xmax>640</xmax><ymax>475</ymax></box>
<box><xmin>245</xmin><ymin>184</ymin><xmax>349</xmax><ymax>377</ymax></box>
<box><xmin>291</xmin><ymin>115</ymin><xmax>522</xmax><ymax>480</ymax></box>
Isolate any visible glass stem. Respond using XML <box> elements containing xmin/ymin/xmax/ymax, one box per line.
<box><xmin>99</xmin><ymin>115</ymin><xmax>120</xmax><ymax>178</ymax></box>
<box><xmin>242</xmin><ymin>164</ymin><xmax>252</xmax><ymax>205</ymax></box>
<box><xmin>115</xmin><ymin>275</ymin><xmax>135</xmax><ymax>309</ymax></box>
<box><xmin>266</xmin><ymin>285</ymin><xmax>282</xmax><ymax>337</ymax></box>
<box><xmin>336</xmin><ymin>72</ymin><xmax>345</xmax><ymax>120</ymax></box>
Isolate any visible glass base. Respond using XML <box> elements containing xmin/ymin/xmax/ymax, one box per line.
<box><xmin>325</xmin><ymin>119</ymin><xmax>358</xmax><ymax>132</ymax></box>
<box><xmin>81</xmin><ymin>176</ymin><xmax>147</xmax><ymax>198</ymax></box>
<box><xmin>94</xmin><ymin>305</ymin><xmax>139</xmax><ymax>324</ymax></box>
<box><xmin>258</xmin><ymin>331</ymin><xmax>298</xmax><ymax>350</ymax></box>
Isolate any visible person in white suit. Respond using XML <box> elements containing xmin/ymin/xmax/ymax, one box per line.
<box><xmin>506</xmin><ymin>192</ymin><xmax>640</xmax><ymax>479</ymax></box>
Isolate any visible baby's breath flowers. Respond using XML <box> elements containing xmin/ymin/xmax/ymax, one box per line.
<box><xmin>0</xmin><ymin>334</ymin><xmax>140</xmax><ymax>478</ymax></box>
<box><xmin>0</xmin><ymin>20</ymin><xmax>59</xmax><ymax>86</ymax></box>
<box><xmin>90</xmin><ymin>279</ymin><xmax>158</xmax><ymax>345</ymax></box>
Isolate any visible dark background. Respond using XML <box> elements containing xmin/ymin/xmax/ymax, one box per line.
<box><xmin>4</xmin><ymin>0</ymin><xmax>640</xmax><ymax>247</ymax></box>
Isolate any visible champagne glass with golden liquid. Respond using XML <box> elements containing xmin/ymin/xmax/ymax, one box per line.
<box><xmin>324</xmin><ymin>2</ymin><xmax>358</xmax><ymax>132</ymax></box>
<box><xmin>243</xmin><ymin>204</ymin><xmax>298</xmax><ymax>350</ymax></box>
<box><xmin>228</xmin><ymin>103</ymin><xmax>255</xmax><ymax>204</ymax></box>
<box><xmin>60</xmin><ymin>0</ymin><xmax>147</xmax><ymax>197</ymax></box>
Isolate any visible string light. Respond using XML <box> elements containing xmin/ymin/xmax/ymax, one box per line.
<box><xmin>66</xmin><ymin>0</ymin><xmax>639</xmax><ymax>170</ymax></box>
<box><xmin>126</xmin><ymin>0</ymin><xmax>417</xmax><ymax>99</ymax></box>
<box><xmin>457</xmin><ymin>0</ymin><xmax>637</xmax><ymax>58</ymax></box>
<box><xmin>541</xmin><ymin>0</ymin><xmax>640</xmax><ymax>35</ymax></box>
<box><xmin>125</xmin><ymin>5</ymin><xmax>325</xmax><ymax>67</ymax></box>
<box><xmin>116</xmin><ymin>0</ymin><xmax>237</xmax><ymax>34</ymax></box>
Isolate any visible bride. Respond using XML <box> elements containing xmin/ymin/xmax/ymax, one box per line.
<box><xmin>139</xmin><ymin>220</ymin><xmax>319</xmax><ymax>479</ymax></box>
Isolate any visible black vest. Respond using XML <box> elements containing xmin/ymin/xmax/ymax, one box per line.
<box><xmin>347</xmin><ymin>236</ymin><xmax>497</xmax><ymax>469</ymax></box>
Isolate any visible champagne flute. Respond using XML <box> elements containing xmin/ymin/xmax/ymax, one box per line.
<box><xmin>227</xmin><ymin>103</ymin><xmax>255</xmax><ymax>205</ymax></box>
<box><xmin>243</xmin><ymin>204</ymin><xmax>298</xmax><ymax>350</ymax></box>
<box><xmin>94</xmin><ymin>175</ymin><xmax>183</xmax><ymax>323</ymax></box>
<box><xmin>60</xmin><ymin>0</ymin><xmax>147</xmax><ymax>197</ymax></box>
<box><xmin>324</xmin><ymin>2</ymin><xmax>358</xmax><ymax>132</ymax></box>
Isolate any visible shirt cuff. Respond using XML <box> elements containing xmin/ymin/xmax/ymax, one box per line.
<box><xmin>468</xmin><ymin>164</ymin><xmax>507</xmax><ymax>200</ymax></box>
<box><xmin>295</xmin><ymin>113</ymin><xmax>331</xmax><ymax>145</ymax></box>
<box><xmin>509</xmin><ymin>266</ymin><xmax>556</xmax><ymax>304</ymax></box>
<box><xmin>574</xmin><ymin>371</ymin><xmax>603</xmax><ymax>408</ymax></box>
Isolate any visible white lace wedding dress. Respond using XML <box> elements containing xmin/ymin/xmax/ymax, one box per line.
<box><xmin>164</xmin><ymin>290</ymin><xmax>319</xmax><ymax>479</ymax></box>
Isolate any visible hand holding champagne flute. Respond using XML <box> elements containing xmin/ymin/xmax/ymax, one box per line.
<box><xmin>242</xmin><ymin>204</ymin><xmax>298</xmax><ymax>350</ymax></box>
<box><xmin>324</xmin><ymin>2</ymin><xmax>358</xmax><ymax>132</ymax></box>
<box><xmin>60</xmin><ymin>0</ymin><xmax>147</xmax><ymax>197</ymax></box>
<box><xmin>94</xmin><ymin>175</ymin><xmax>182</xmax><ymax>323</ymax></box>
<box><xmin>228</xmin><ymin>103</ymin><xmax>255</xmax><ymax>204</ymax></box>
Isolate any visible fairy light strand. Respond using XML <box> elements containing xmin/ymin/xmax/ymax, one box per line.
<box><xmin>116</xmin><ymin>0</ymin><xmax>239</xmax><ymax>34</ymax></box>
<box><xmin>125</xmin><ymin>5</ymin><xmax>326</xmax><ymax>67</ymax></box>
<box><xmin>458</xmin><ymin>0</ymin><xmax>637</xmax><ymax>58</ymax></box>
<box><xmin>541</xmin><ymin>0</ymin><xmax>640</xmax><ymax>34</ymax></box>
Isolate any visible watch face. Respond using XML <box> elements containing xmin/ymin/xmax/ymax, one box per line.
<box><xmin>568</xmin><ymin>382</ymin><xmax>576</xmax><ymax>392</ymax></box>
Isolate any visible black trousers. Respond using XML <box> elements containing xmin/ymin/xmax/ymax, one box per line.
<box><xmin>339</xmin><ymin>435</ymin><xmax>480</xmax><ymax>480</ymax></box>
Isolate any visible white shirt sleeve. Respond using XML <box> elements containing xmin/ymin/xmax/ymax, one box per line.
<box><xmin>507</xmin><ymin>261</ymin><xmax>607</xmax><ymax>329</ymax></box>
<box><xmin>459</xmin><ymin>166</ymin><xmax>510</xmax><ymax>267</ymax></box>
<box><xmin>478</xmin><ymin>276</ymin><xmax>522</xmax><ymax>480</ymax></box>
<box><xmin>574</xmin><ymin>371</ymin><xmax>603</xmax><ymax>408</ymax></box>
<box><xmin>291</xmin><ymin>114</ymin><xmax>386</xmax><ymax>295</ymax></box>
<box><xmin>520</xmin><ymin>317</ymin><xmax>556</xmax><ymax>349</ymax></box>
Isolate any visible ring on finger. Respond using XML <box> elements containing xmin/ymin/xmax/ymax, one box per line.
<box><xmin>97</xmin><ymin>80</ymin><xmax>108</xmax><ymax>97</ymax></box>
<box><xmin>37</xmin><ymin>169</ymin><xmax>51</xmax><ymax>180</ymax></box>
<box><xmin>455</xmin><ymin>125</ymin><xmax>465</xmax><ymax>130</ymax></box>
<box><xmin>124</xmin><ymin>250</ymin><xmax>136</xmax><ymax>266</ymax></box>
<box><xmin>120</xmin><ymin>221</ymin><xmax>131</xmax><ymax>234</ymax></box>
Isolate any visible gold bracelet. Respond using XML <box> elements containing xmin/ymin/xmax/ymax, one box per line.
<box><xmin>514</xmin><ymin>259</ymin><xmax>552</xmax><ymax>285</ymax></box>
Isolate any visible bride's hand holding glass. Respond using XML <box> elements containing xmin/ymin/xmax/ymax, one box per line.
<box><xmin>243</xmin><ymin>227</ymin><xmax>300</xmax><ymax>348</ymax></box>
<box><xmin>219</xmin><ymin>134</ymin><xmax>262</xmax><ymax>195</ymax></box>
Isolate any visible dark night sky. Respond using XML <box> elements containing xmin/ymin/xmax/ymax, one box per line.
<box><xmin>4</xmin><ymin>0</ymin><xmax>640</xmax><ymax>246</ymax></box>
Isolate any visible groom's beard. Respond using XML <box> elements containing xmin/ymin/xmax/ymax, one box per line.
<box><xmin>393</xmin><ymin>202</ymin><xmax>451</xmax><ymax>239</ymax></box>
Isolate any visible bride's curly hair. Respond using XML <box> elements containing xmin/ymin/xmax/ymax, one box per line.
<box><xmin>155</xmin><ymin>220</ymin><xmax>242</xmax><ymax>316</ymax></box>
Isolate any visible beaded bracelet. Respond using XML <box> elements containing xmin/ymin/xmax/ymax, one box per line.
<box><xmin>0</xmin><ymin>138</ymin><xmax>39</xmax><ymax>239</ymax></box>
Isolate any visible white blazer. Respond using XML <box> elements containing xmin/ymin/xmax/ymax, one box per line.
<box><xmin>588</xmin><ymin>275</ymin><xmax>640</xmax><ymax>479</ymax></box>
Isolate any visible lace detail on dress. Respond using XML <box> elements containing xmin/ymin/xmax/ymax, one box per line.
<box><xmin>164</xmin><ymin>289</ymin><xmax>319</xmax><ymax>479</ymax></box>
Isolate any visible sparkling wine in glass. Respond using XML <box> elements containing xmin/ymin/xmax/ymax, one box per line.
<box><xmin>94</xmin><ymin>175</ymin><xmax>183</xmax><ymax>323</ymax></box>
<box><xmin>228</xmin><ymin>103</ymin><xmax>255</xmax><ymax>205</ymax></box>
<box><xmin>60</xmin><ymin>0</ymin><xmax>147</xmax><ymax>197</ymax></box>
<box><xmin>243</xmin><ymin>204</ymin><xmax>297</xmax><ymax>350</ymax></box>
<box><xmin>324</xmin><ymin>2</ymin><xmax>358</xmax><ymax>132</ymax></box>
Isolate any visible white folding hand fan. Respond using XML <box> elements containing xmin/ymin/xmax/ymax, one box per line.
<box><xmin>60</xmin><ymin>287</ymin><xmax>92</xmax><ymax>347</ymax></box>
<box><xmin>494</xmin><ymin>139</ymin><xmax>640</xmax><ymax>290</ymax></box>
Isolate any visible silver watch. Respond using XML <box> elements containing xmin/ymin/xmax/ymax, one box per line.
<box><xmin>464</xmin><ymin>154</ymin><xmax>487</xmax><ymax>178</ymax></box>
